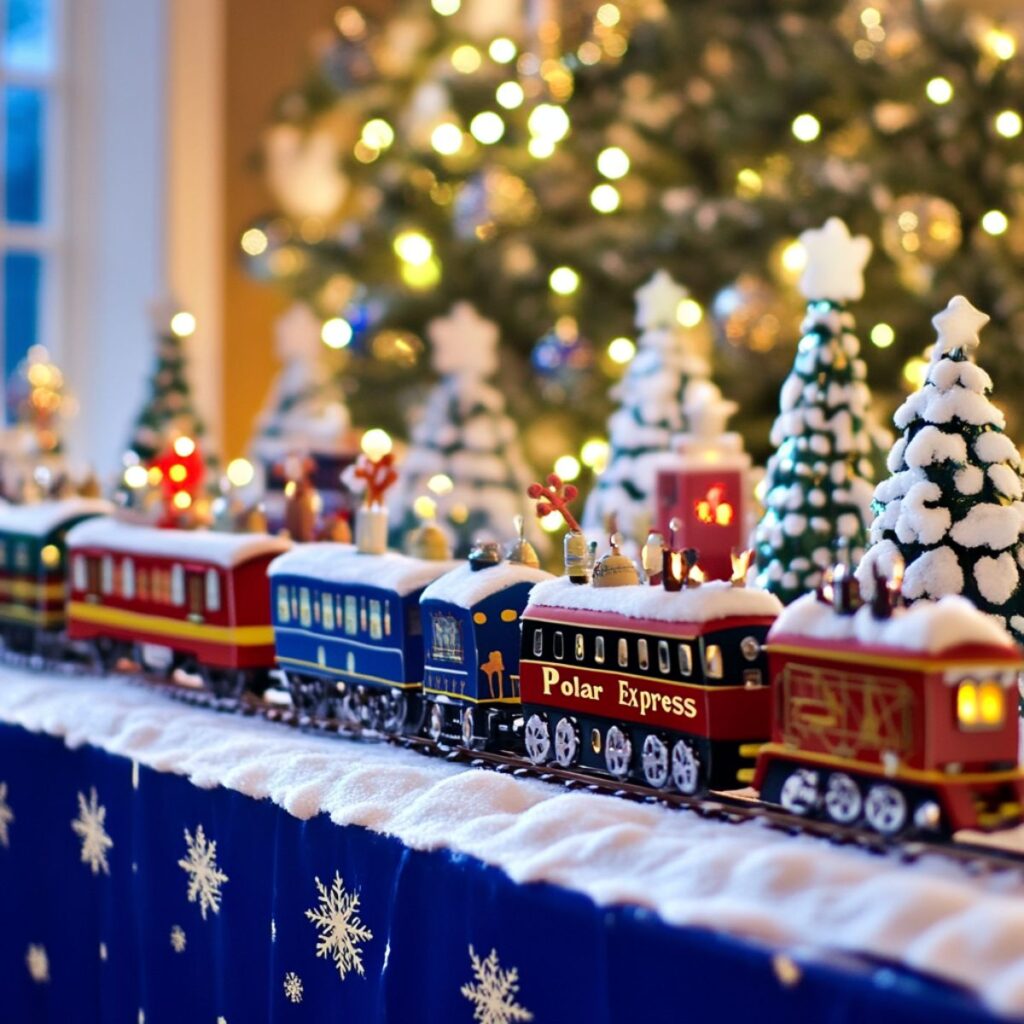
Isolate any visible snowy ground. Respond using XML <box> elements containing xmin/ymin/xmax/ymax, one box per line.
<box><xmin>3</xmin><ymin>667</ymin><xmax>1024</xmax><ymax>1015</ymax></box>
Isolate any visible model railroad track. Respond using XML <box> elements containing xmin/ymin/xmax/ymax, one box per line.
<box><xmin>11</xmin><ymin>648</ymin><xmax>1024</xmax><ymax>880</ymax></box>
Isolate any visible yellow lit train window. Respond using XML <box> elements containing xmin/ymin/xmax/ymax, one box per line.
<box><xmin>369</xmin><ymin>599</ymin><xmax>383</xmax><ymax>640</ymax></box>
<box><xmin>384</xmin><ymin>603</ymin><xmax>392</xmax><ymax>635</ymax></box>
<box><xmin>322</xmin><ymin>593</ymin><xmax>335</xmax><ymax>631</ymax></box>
<box><xmin>277</xmin><ymin>586</ymin><xmax>290</xmax><ymax>623</ymax></box>
<box><xmin>299</xmin><ymin>588</ymin><xmax>312</xmax><ymax>628</ymax></box>
<box><xmin>594</xmin><ymin>635</ymin><xmax>605</xmax><ymax>664</ymax></box>
<box><xmin>704</xmin><ymin>644</ymin><xmax>724</xmax><ymax>680</ymax></box>
<box><xmin>313</xmin><ymin>592</ymin><xmax>322</xmax><ymax>624</ymax></box>
<box><xmin>575</xmin><ymin>633</ymin><xmax>585</xmax><ymax>661</ymax></box>
<box><xmin>41</xmin><ymin>544</ymin><xmax>60</xmax><ymax>569</ymax></box>
<box><xmin>500</xmin><ymin>609</ymin><xmax>517</xmax><ymax>622</ymax></box>
<box><xmin>345</xmin><ymin>596</ymin><xmax>358</xmax><ymax>635</ymax></box>
<box><xmin>638</xmin><ymin>638</ymin><xmax>649</xmax><ymax>670</ymax></box>
<box><xmin>957</xmin><ymin>679</ymin><xmax>1005</xmax><ymax>730</ymax></box>
<box><xmin>360</xmin><ymin>597</ymin><xmax>368</xmax><ymax>632</ymax></box>
<box><xmin>618</xmin><ymin>637</ymin><xmax>628</xmax><ymax>667</ymax></box>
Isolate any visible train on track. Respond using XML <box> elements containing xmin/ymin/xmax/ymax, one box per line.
<box><xmin>1</xmin><ymin>498</ymin><xmax>1022</xmax><ymax>840</ymax></box>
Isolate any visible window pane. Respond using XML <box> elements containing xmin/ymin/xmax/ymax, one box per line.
<box><xmin>3</xmin><ymin>0</ymin><xmax>53</xmax><ymax>73</ymax></box>
<box><xmin>5</xmin><ymin>86</ymin><xmax>45</xmax><ymax>223</ymax></box>
<box><xmin>4</xmin><ymin>250</ymin><xmax>42</xmax><ymax>380</ymax></box>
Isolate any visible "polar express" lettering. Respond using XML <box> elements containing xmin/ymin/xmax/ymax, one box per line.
<box><xmin>540</xmin><ymin>665</ymin><xmax>698</xmax><ymax>720</ymax></box>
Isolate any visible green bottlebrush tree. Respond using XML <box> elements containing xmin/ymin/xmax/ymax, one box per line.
<box><xmin>857</xmin><ymin>296</ymin><xmax>1024</xmax><ymax>642</ymax></box>
<box><xmin>755</xmin><ymin>218</ymin><xmax>881</xmax><ymax>603</ymax></box>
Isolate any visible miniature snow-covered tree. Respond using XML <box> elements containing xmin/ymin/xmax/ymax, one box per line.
<box><xmin>128</xmin><ymin>303</ymin><xmax>210</xmax><ymax>466</ymax></box>
<box><xmin>389</xmin><ymin>303</ymin><xmax>533</xmax><ymax>556</ymax></box>
<box><xmin>754</xmin><ymin>217</ymin><xmax>880</xmax><ymax>604</ymax></box>
<box><xmin>857</xmin><ymin>296</ymin><xmax>1024</xmax><ymax>642</ymax></box>
<box><xmin>583</xmin><ymin>270</ymin><xmax>710</xmax><ymax>546</ymax></box>
<box><xmin>250</xmin><ymin>302</ymin><xmax>351</xmax><ymax>463</ymax></box>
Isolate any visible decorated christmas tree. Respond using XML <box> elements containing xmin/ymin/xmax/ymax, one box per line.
<box><xmin>755</xmin><ymin>218</ymin><xmax>880</xmax><ymax>603</ymax></box>
<box><xmin>250</xmin><ymin>302</ymin><xmax>352</xmax><ymax>464</ymax></box>
<box><xmin>128</xmin><ymin>305</ymin><xmax>210</xmax><ymax>466</ymax></box>
<box><xmin>857</xmin><ymin>296</ymin><xmax>1024</xmax><ymax>642</ymax></box>
<box><xmin>583</xmin><ymin>270</ymin><xmax>709</xmax><ymax>546</ymax></box>
<box><xmin>388</xmin><ymin>302</ymin><xmax>533</xmax><ymax>555</ymax></box>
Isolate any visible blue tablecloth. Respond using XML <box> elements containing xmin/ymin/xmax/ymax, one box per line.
<box><xmin>0</xmin><ymin>721</ymin><xmax>1005</xmax><ymax>1024</ymax></box>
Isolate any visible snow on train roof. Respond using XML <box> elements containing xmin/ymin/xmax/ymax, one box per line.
<box><xmin>269</xmin><ymin>543</ymin><xmax>459</xmax><ymax>597</ymax></box>
<box><xmin>420</xmin><ymin>561</ymin><xmax>552</xmax><ymax>610</ymax></box>
<box><xmin>0</xmin><ymin>498</ymin><xmax>112</xmax><ymax>537</ymax></box>
<box><xmin>66</xmin><ymin>517</ymin><xmax>292</xmax><ymax>568</ymax></box>
<box><xmin>771</xmin><ymin>592</ymin><xmax>1018</xmax><ymax>655</ymax></box>
<box><xmin>526</xmin><ymin>575</ymin><xmax>782</xmax><ymax>624</ymax></box>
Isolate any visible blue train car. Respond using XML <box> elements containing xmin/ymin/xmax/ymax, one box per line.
<box><xmin>268</xmin><ymin>543</ymin><xmax>457</xmax><ymax>733</ymax></box>
<box><xmin>420</xmin><ymin>559</ymin><xmax>551</xmax><ymax>749</ymax></box>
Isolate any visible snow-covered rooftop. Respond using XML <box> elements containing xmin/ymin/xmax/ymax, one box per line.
<box><xmin>0</xmin><ymin>498</ymin><xmax>112</xmax><ymax>538</ymax></box>
<box><xmin>771</xmin><ymin>592</ymin><xmax>1019</xmax><ymax>656</ymax></box>
<box><xmin>66</xmin><ymin>518</ymin><xmax>291</xmax><ymax>569</ymax></box>
<box><xmin>527</xmin><ymin>576</ymin><xmax>782</xmax><ymax>624</ymax></box>
<box><xmin>269</xmin><ymin>543</ymin><xmax>459</xmax><ymax>596</ymax></box>
<box><xmin>420</xmin><ymin>561</ymin><xmax>552</xmax><ymax>610</ymax></box>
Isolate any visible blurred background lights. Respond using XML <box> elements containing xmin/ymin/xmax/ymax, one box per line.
<box><xmin>172</xmin><ymin>491</ymin><xmax>192</xmax><ymax>511</ymax></box>
<box><xmin>981</xmin><ymin>209</ymin><xmax>1009</xmax><ymax>235</ymax></box>
<box><xmin>240</xmin><ymin>228</ymin><xmax>268</xmax><ymax>256</ymax></box>
<box><xmin>540</xmin><ymin>510</ymin><xmax>564</xmax><ymax>532</ymax></box>
<box><xmin>549</xmin><ymin>266</ymin><xmax>580</xmax><ymax>295</ymax></box>
<box><xmin>590</xmin><ymin>183</ymin><xmax>620</xmax><ymax>213</ymax></box>
<box><xmin>596</xmin><ymin>3</ymin><xmax>621</xmax><ymax>26</ymax></box>
<box><xmin>676</xmin><ymin>298</ymin><xmax>704</xmax><ymax>328</ymax></box>
<box><xmin>791</xmin><ymin>113</ymin><xmax>821</xmax><ymax>142</ymax></box>
<box><xmin>226</xmin><ymin>458</ymin><xmax>255</xmax><ymax>488</ymax></box>
<box><xmin>580</xmin><ymin>438</ymin><xmax>610</xmax><ymax>473</ymax></box>
<box><xmin>470</xmin><ymin>111</ymin><xmax>505</xmax><ymax>144</ymax></box>
<box><xmin>124</xmin><ymin>465</ymin><xmax>149</xmax><ymax>489</ymax></box>
<box><xmin>431</xmin><ymin>0</ymin><xmax>459</xmax><ymax>13</ymax></box>
<box><xmin>360</xmin><ymin>428</ymin><xmax>393</xmax><ymax>460</ymax></box>
<box><xmin>528</xmin><ymin>137</ymin><xmax>555</xmax><ymax>159</ymax></box>
<box><xmin>413</xmin><ymin>495</ymin><xmax>438</xmax><ymax>520</ymax></box>
<box><xmin>489</xmin><ymin>37</ymin><xmax>516</xmax><ymax>63</ymax></box>
<box><xmin>431</xmin><ymin>122</ymin><xmax>463</xmax><ymax>155</ymax></box>
<box><xmin>780</xmin><ymin>239</ymin><xmax>808</xmax><ymax>276</ymax></box>
<box><xmin>451</xmin><ymin>44</ymin><xmax>481</xmax><ymax>74</ymax></box>
<box><xmin>607</xmin><ymin>336</ymin><xmax>635</xmax><ymax>364</ymax></box>
<box><xmin>173</xmin><ymin>436</ymin><xmax>196</xmax><ymax>457</ymax></box>
<box><xmin>321</xmin><ymin>317</ymin><xmax>354</xmax><ymax>349</ymax></box>
<box><xmin>361</xmin><ymin>118</ymin><xmax>394</xmax><ymax>149</ymax></box>
<box><xmin>528</xmin><ymin>103</ymin><xmax>570</xmax><ymax>142</ymax></box>
<box><xmin>170</xmin><ymin>311</ymin><xmax>196</xmax><ymax>337</ymax></box>
<box><xmin>596</xmin><ymin>146</ymin><xmax>630</xmax><ymax>179</ymax></box>
<box><xmin>427</xmin><ymin>473</ymin><xmax>454</xmax><ymax>494</ymax></box>
<box><xmin>394</xmin><ymin>230</ymin><xmax>434</xmax><ymax>265</ymax></box>
<box><xmin>553</xmin><ymin>454</ymin><xmax>581</xmax><ymax>481</ymax></box>
<box><xmin>495</xmin><ymin>81</ymin><xmax>524</xmax><ymax>109</ymax></box>
<box><xmin>926</xmin><ymin>76</ymin><xmax>953</xmax><ymax>104</ymax></box>
<box><xmin>984</xmin><ymin>27</ymin><xmax>1016</xmax><ymax>60</ymax></box>
<box><xmin>995</xmin><ymin>110</ymin><xmax>1022</xmax><ymax>138</ymax></box>
<box><xmin>903</xmin><ymin>356</ymin><xmax>928</xmax><ymax>389</ymax></box>
<box><xmin>870</xmin><ymin>323</ymin><xmax>895</xmax><ymax>348</ymax></box>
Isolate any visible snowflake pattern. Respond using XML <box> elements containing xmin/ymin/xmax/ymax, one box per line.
<box><xmin>71</xmin><ymin>787</ymin><xmax>113</xmax><ymax>875</ymax></box>
<box><xmin>170</xmin><ymin>925</ymin><xmax>186</xmax><ymax>953</ymax></box>
<box><xmin>283</xmin><ymin>971</ymin><xmax>304</xmax><ymax>1004</ymax></box>
<box><xmin>0</xmin><ymin>781</ymin><xmax>13</xmax><ymax>847</ymax></box>
<box><xmin>26</xmin><ymin>943</ymin><xmax>49</xmax><ymax>983</ymax></box>
<box><xmin>178</xmin><ymin>824</ymin><xmax>228</xmax><ymax>920</ymax></box>
<box><xmin>304</xmin><ymin>871</ymin><xmax>373</xmax><ymax>981</ymax></box>
<box><xmin>461</xmin><ymin>946</ymin><xmax>533</xmax><ymax>1024</ymax></box>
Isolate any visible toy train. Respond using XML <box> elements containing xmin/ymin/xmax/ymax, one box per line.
<box><xmin>1</xmin><ymin>498</ymin><xmax>1022</xmax><ymax>839</ymax></box>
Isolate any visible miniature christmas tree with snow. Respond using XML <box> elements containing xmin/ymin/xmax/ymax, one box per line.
<box><xmin>857</xmin><ymin>296</ymin><xmax>1024</xmax><ymax>642</ymax></box>
<box><xmin>127</xmin><ymin>303</ymin><xmax>211</xmax><ymax>466</ymax></box>
<box><xmin>250</xmin><ymin>302</ymin><xmax>352</xmax><ymax>464</ymax></box>
<box><xmin>754</xmin><ymin>217</ymin><xmax>882</xmax><ymax>604</ymax></box>
<box><xmin>583</xmin><ymin>270</ymin><xmax>710</xmax><ymax>546</ymax></box>
<box><xmin>388</xmin><ymin>302</ymin><xmax>534</xmax><ymax>556</ymax></box>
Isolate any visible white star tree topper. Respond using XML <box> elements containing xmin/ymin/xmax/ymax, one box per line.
<box><xmin>428</xmin><ymin>302</ymin><xmax>499</xmax><ymax>381</ymax></box>
<box><xmin>461</xmin><ymin>945</ymin><xmax>533</xmax><ymax>1024</ymax></box>
<box><xmin>178</xmin><ymin>824</ymin><xmax>229</xmax><ymax>920</ymax></box>
<box><xmin>0</xmin><ymin>781</ymin><xmax>13</xmax><ymax>848</ymax></box>
<box><xmin>305</xmin><ymin>871</ymin><xmax>373</xmax><ymax>981</ymax></box>
<box><xmin>798</xmin><ymin>216</ymin><xmax>872</xmax><ymax>303</ymax></box>
<box><xmin>634</xmin><ymin>269</ymin><xmax>688</xmax><ymax>330</ymax></box>
<box><xmin>931</xmin><ymin>295</ymin><xmax>990</xmax><ymax>359</ymax></box>
<box><xmin>71</xmin><ymin>787</ymin><xmax>113</xmax><ymax>875</ymax></box>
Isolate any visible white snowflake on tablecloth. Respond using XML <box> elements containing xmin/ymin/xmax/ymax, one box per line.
<box><xmin>178</xmin><ymin>824</ymin><xmax>228</xmax><ymax>920</ymax></box>
<box><xmin>304</xmin><ymin>871</ymin><xmax>373</xmax><ymax>981</ymax></box>
<box><xmin>26</xmin><ymin>943</ymin><xmax>49</xmax><ymax>983</ymax></box>
<box><xmin>71</xmin><ymin>787</ymin><xmax>113</xmax><ymax>875</ymax></box>
<box><xmin>283</xmin><ymin>971</ymin><xmax>304</xmax><ymax>1004</ymax></box>
<box><xmin>461</xmin><ymin>945</ymin><xmax>533</xmax><ymax>1024</ymax></box>
<box><xmin>0</xmin><ymin>781</ymin><xmax>13</xmax><ymax>848</ymax></box>
<box><xmin>170</xmin><ymin>925</ymin><xmax>186</xmax><ymax>953</ymax></box>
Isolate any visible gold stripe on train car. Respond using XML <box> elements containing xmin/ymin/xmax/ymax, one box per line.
<box><xmin>67</xmin><ymin>601</ymin><xmax>273</xmax><ymax>647</ymax></box>
<box><xmin>0</xmin><ymin>577</ymin><xmax>65</xmax><ymax>601</ymax></box>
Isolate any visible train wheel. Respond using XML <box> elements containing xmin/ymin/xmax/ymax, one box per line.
<box><xmin>524</xmin><ymin>714</ymin><xmax>551</xmax><ymax>765</ymax></box>
<box><xmin>376</xmin><ymin>691</ymin><xmax>407</xmax><ymax>735</ymax></box>
<box><xmin>604</xmin><ymin>726</ymin><xmax>632</xmax><ymax>780</ymax></box>
<box><xmin>670</xmin><ymin>739</ymin><xmax>701</xmax><ymax>794</ymax></box>
<box><xmin>461</xmin><ymin>708</ymin><xmax>485</xmax><ymax>751</ymax></box>
<box><xmin>427</xmin><ymin>703</ymin><xmax>444</xmax><ymax>742</ymax></box>
<box><xmin>864</xmin><ymin>784</ymin><xmax>908</xmax><ymax>836</ymax></box>
<box><xmin>824</xmin><ymin>773</ymin><xmax>863</xmax><ymax>825</ymax></box>
<box><xmin>779</xmin><ymin>769</ymin><xmax>819</xmax><ymax>816</ymax></box>
<box><xmin>642</xmin><ymin>735</ymin><xmax>670</xmax><ymax>789</ymax></box>
<box><xmin>553</xmin><ymin>717</ymin><xmax>579</xmax><ymax>768</ymax></box>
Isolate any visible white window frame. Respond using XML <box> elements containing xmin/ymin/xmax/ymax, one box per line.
<box><xmin>121</xmin><ymin>556</ymin><xmax>134</xmax><ymax>598</ymax></box>
<box><xmin>170</xmin><ymin>563</ymin><xmax>184</xmax><ymax>606</ymax></box>
<box><xmin>71</xmin><ymin>551</ymin><xmax>84</xmax><ymax>589</ymax></box>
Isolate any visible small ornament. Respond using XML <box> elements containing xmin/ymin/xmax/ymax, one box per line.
<box><xmin>530</xmin><ymin>318</ymin><xmax>595</xmax><ymax>401</ymax></box>
<box><xmin>641</xmin><ymin>530</ymin><xmax>665</xmax><ymax>585</ymax></box>
<box><xmin>798</xmin><ymin>217</ymin><xmax>872</xmax><ymax>303</ymax></box>
<box><xmin>346</xmin><ymin>450</ymin><xmax>398</xmax><ymax>554</ymax></box>
<box><xmin>881</xmin><ymin>194</ymin><xmax>961</xmax><ymax>268</ymax></box>
<box><xmin>279</xmin><ymin>455</ymin><xmax>320</xmax><ymax>543</ymax></box>
<box><xmin>711</xmin><ymin>275</ymin><xmax>791</xmax><ymax>352</ymax></box>
<box><xmin>528</xmin><ymin>473</ymin><xmax>585</xmax><ymax>583</ymax></box>
<box><xmin>592</xmin><ymin>530</ymin><xmax>640</xmax><ymax>588</ymax></box>
<box><xmin>506</xmin><ymin>515</ymin><xmax>540</xmax><ymax>569</ymax></box>
<box><xmin>468</xmin><ymin>540</ymin><xmax>502</xmax><ymax>572</ymax></box>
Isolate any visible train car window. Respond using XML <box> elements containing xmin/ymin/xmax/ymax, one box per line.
<box><xmin>321</xmin><ymin>593</ymin><xmax>335</xmax><ymax>631</ymax></box>
<box><xmin>0</xmin><ymin>540</ymin><xmax>7</xmax><ymax>567</ymax></box>
<box><xmin>405</xmin><ymin>599</ymin><xmax>423</xmax><ymax>636</ymax></box>
<box><xmin>369</xmin><ymin>600</ymin><xmax>383</xmax><ymax>640</ymax></box>
<box><xmin>313</xmin><ymin>592</ymin><xmax>321</xmax><ymax>624</ymax></box>
<box><xmin>704</xmin><ymin>644</ymin><xmax>724</xmax><ymax>680</ymax></box>
<box><xmin>360</xmin><ymin>597</ymin><xmax>368</xmax><ymax>632</ymax></box>
<box><xmin>299</xmin><ymin>588</ymin><xmax>312</xmax><ymax>628</ymax></box>
<box><xmin>72</xmin><ymin>555</ymin><xmax>86</xmax><ymax>591</ymax></box>
<box><xmin>14</xmin><ymin>543</ymin><xmax>29</xmax><ymax>570</ymax></box>
<box><xmin>957</xmin><ymin>678</ymin><xmax>1005</xmax><ymax>730</ymax></box>
<box><xmin>277</xmin><ymin>586</ymin><xmax>290</xmax><ymax>623</ymax></box>
<box><xmin>658</xmin><ymin>640</ymin><xmax>671</xmax><ymax>674</ymax></box>
<box><xmin>171</xmin><ymin>565</ymin><xmax>185</xmax><ymax>606</ymax></box>
<box><xmin>138</xmin><ymin>569</ymin><xmax>150</xmax><ymax>601</ymax></box>
<box><xmin>594</xmin><ymin>635</ymin><xmax>605</xmax><ymax>663</ymax></box>
<box><xmin>100</xmin><ymin>555</ymin><xmax>114</xmax><ymax>594</ymax></box>
<box><xmin>206</xmin><ymin>569</ymin><xmax>221</xmax><ymax>613</ymax></box>
<box><xmin>678</xmin><ymin>644</ymin><xmax>693</xmax><ymax>676</ymax></box>
<box><xmin>532</xmin><ymin>628</ymin><xmax>543</xmax><ymax>657</ymax></box>
<box><xmin>618</xmin><ymin>637</ymin><xmax>629</xmax><ymax>667</ymax></box>
<box><xmin>122</xmin><ymin>559</ymin><xmax>136</xmax><ymax>600</ymax></box>
<box><xmin>553</xmin><ymin>631</ymin><xmax>564</xmax><ymax>660</ymax></box>
<box><xmin>335</xmin><ymin>595</ymin><xmax>343</xmax><ymax>630</ymax></box>
<box><xmin>86</xmin><ymin>557</ymin><xmax>101</xmax><ymax>594</ymax></box>
<box><xmin>638</xmin><ymin>638</ymin><xmax>649</xmax><ymax>670</ymax></box>
<box><xmin>290</xmin><ymin>588</ymin><xmax>299</xmax><ymax>619</ymax></box>
<box><xmin>384</xmin><ymin>603</ymin><xmax>392</xmax><ymax>636</ymax></box>
<box><xmin>574</xmin><ymin>633</ymin><xmax>585</xmax><ymax>661</ymax></box>
<box><xmin>344</xmin><ymin>596</ymin><xmax>358</xmax><ymax>635</ymax></box>
<box><xmin>431</xmin><ymin>612</ymin><xmax>462</xmax><ymax>661</ymax></box>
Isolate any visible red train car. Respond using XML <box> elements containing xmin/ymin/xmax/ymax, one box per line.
<box><xmin>65</xmin><ymin>518</ymin><xmax>291</xmax><ymax>694</ymax></box>
<box><xmin>520</xmin><ymin>575</ymin><xmax>782</xmax><ymax>792</ymax></box>
<box><xmin>754</xmin><ymin>591</ymin><xmax>1024</xmax><ymax>836</ymax></box>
